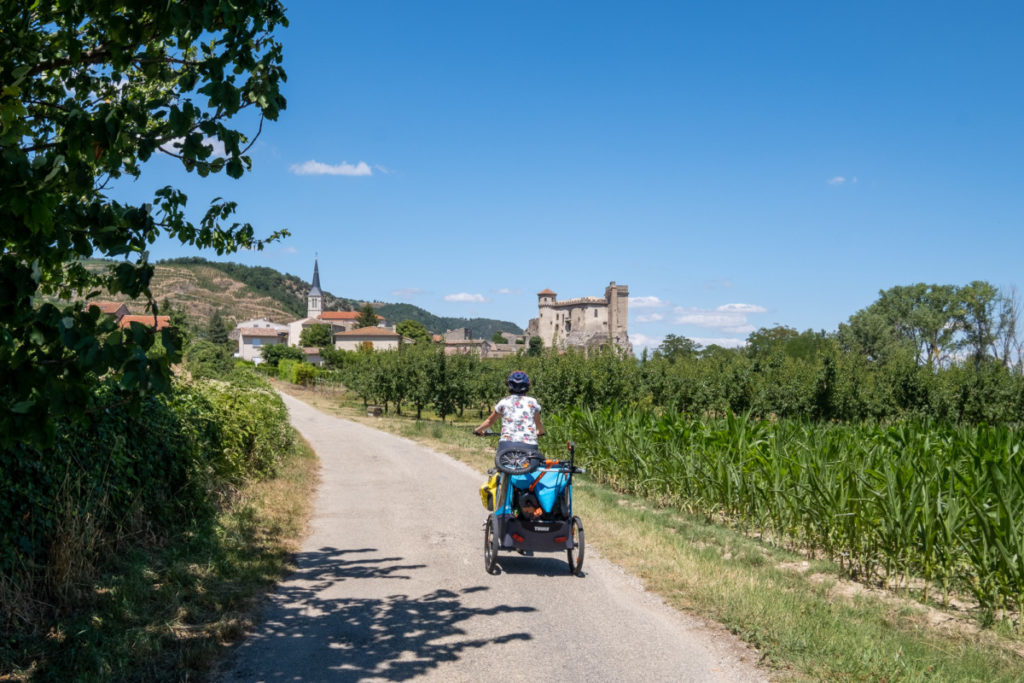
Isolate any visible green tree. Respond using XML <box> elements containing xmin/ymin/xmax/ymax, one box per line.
<box><xmin>430</xmin><ymin>350</ymin><xmax>458</xmax><ymax>422</ymax></box>
<box><xmin>527</xmin><ymin>336</ymin><xmax>543</xmax><ymax>357</ymax></box>
<box><xmin>956</xmin><ymin>280</ymin><xmax>1001</xmax><ymax>366</ymax></box>
<box><xmin>260</xmin><ymin>344</ymin><xmax>304</xmax><ymax>367</ymax></box>
<box><xmin>300</xmin><ymin>323</ymin><xmax>333</xmax><ymax>348</ymax></box>
<box><xmin>207</xmin><ymin>309</ymin><xmax>231</xmax><ymax>346</ymax></box>
<box><xmin>492</xmin><ymin>331</ymin><xmax>508</xmax><ymax>344</ymax></box>
<box><xmin>184</xmin><ymin>340</ymin><xmax>233</xmax><ymax>380</ymax></box>
<box><xmin>405</xmin><ymin>344</ymin><xmax>435</xmax><ymax>419</ymax></box>
<box><xmin>1</xmin><ymin>1</ymin><xmax>288</xmax><ymax>448</ymax></box>
<box><xmin>356</xmin><ymin>304</ymin><xmax>379</xmax><ymax>329</ymax></box>
<box><xmin>161</xmin><ymin>298</ymin><xmax>193</xmax><ymax>341</ymax></box>
<box><xmin>396</xmin><ymin>319</ymin><xmax>431</xmax><ymax>344</ymax></box>
<box><xmin>655</xmin><ymin>334</ymin><xmax>698</xmax><ymax>363</ymax></box>
<box><xmin>844</xmin><ymin>284</ymin><xmax>960</xmax><ymax>367</ymax></box>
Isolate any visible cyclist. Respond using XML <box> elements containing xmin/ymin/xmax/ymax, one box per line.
<box><xmin>474</xmin><ymin>370</ymin><xmax>546</xmax><ymax>453</ymax></box>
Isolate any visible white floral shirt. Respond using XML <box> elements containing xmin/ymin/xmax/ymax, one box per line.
<box><xmin>495</xmin><ymin>395</ymin><xmax>542</xmax><ymax>445</ymax></box>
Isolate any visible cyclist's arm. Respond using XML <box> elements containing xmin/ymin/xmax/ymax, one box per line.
<box><xmin>474</xmin><ymin>410</ymin><xmax>499</xmax><ymax>435</ymax></box>
<box><xmin>534</xmin><ymin>412</ymin><xmax>546</xmax><ymax>437</ymax></box>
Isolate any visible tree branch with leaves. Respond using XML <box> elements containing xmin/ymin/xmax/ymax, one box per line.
<box><xmin>0</xmin><ymin>0</ymin><xmax>289</xmax><ymax>447</ymax></box>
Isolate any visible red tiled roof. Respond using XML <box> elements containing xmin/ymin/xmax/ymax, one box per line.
<box><xmin>537</xmin><ymin>289</ymin><xmax>556</xmax><ymax>296</ymax></box>
<box><xmin>118</xmin><ymin>315</ymin><xmax>171</xmax><ymax>330</ymax></box>
<box><xmin>334</xmin><ymin>327</ymin><xmax>400</xmax><ymax>337</ymax></box>
<box><xmin>240</xmin><ymin>327</ymin><xmax>286</xmax><ymax>338</ymax></box>
<box><xmin>89</xmin><ymin>301</ymin><xmax>128</xmax><ymax>314</ymax></box>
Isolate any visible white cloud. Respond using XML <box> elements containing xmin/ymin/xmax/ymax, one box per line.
<box><xmin>373</xmin><ymin>164</ymin><xmax>394</xmax><ymax>175</ymax></box>
<box><xmin>717</xmin><ymin>303</ymin><xmax>766</xmax><ymax>313</ymax></box>
<box><xmin>630</xmin><ymin>333</ymin><xmax>663</xmax><ymax>353</ymax></box>
<box><xmin>391</xmin><ymin>288</ymin><xmax>423</xmax><ymax>298</ymax></box>
<box><xmin>629</xmin><ymin>296</ymin><xmax>667</xmax><ymax>308</ymax></box>
<box><xmin>281</xmin><ymin>246</ymin><xmax>297</xmax><ymax>254</ymax></box>
<box><xmin>827</xmin><ymin>176</ymin><xmax>846</xmax><ymax>185</ymax></box>
<box><xmin>445</xmin><ymin>292</ymin><xmax>488</xmax><ymax>303</ymax></box>
<box><xmin>496</xmin><ymin>288</ymin><xmax>521</xmax><ymax>295</ymax></box>
<box><xmin>674</xmin><ymin>311</ymin><xmax>745</xmax><ymax>327</ymax></box>
<box><xmin>160</xmin><ymin>136</ymin><xmax>227</xmax><ymax>157</ymax></box>
<box><xmin>672</xmin><ymin>302</ymin><xmax>767</xmax><ymax>330</ymax></box>
<box><xmin>635</xmin><ymin>313</ymin><xmax>664</xmax><ymax>323</ymax></box>
<box><xmin>290</xmin><ymin>160</ymin><xmax>373</xmax><ymax>176</ymax></box>
<box><xmin>690</xmin><ymin>337</ymin><xmax>748</xmax><ymax>349</ymax></box>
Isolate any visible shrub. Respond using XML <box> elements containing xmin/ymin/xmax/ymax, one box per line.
<box><xmin>293</xmin><ymin>362</ymin><xmax>319</xmax><ymax>386</ymax></box>
<box><xmin>1</xmin><ymin>371</ymin><xmax>292</xmax><ymax>638</ymax></box>
<box><xmin>184</xmin><ymin>339</ymin><xmax>234</xmax><ymax>379</ymax></box>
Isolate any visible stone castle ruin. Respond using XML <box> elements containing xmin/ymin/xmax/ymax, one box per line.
<box><xmin>526</xmin><ymin>282</ymin><xmax>631</xmax><ymax>354</ymax></box>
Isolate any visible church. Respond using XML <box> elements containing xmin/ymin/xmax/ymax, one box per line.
<box><xmin>235</xmin><ymin>258</ymin><xmax>404</xmax><ymax>362</ymax></box>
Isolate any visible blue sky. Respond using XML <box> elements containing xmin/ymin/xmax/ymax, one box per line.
<box><xmin>116</xmin><ymin>1</ymin><xmax>1024</xmax><ymax>354</ymax></box>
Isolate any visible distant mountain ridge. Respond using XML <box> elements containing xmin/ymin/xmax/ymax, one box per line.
<box><xmin>152</xmin><ymin>257</ymin><xmax>523</xmax><ymax>338</ymax></box>
<box><xmin>371</xmin><ymin>302</ymin><xmax>523</xmax><ymax>340</ymax></box>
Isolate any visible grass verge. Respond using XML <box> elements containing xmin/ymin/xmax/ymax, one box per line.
<box><xmin>277</xmin><ymin>382</ymin><xmax>1024</xmax><ymax>681</ymax></box>
<box><xmin>4</xmin><ymin>435</ymin><xmax>318</xmax><ymax>682</ymax></box>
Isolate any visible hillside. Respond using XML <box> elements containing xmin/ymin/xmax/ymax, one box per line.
<box><xmin>76</xmin><ymin>258</ymin><xmax>523</xmax><ymax>336</ymax></box>
<box><xmin>373</xmin><ymin>302</ymin><xmax>522</xmax><ymax>339</ymax></box>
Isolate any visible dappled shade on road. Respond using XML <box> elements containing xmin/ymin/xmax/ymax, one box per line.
<box><xmin>220</xmin><ymin>546</ymin><xmax>534</xmax><ymax>681</ymax></box>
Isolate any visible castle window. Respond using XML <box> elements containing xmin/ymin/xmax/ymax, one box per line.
<box><xmin>594</xmin><ymin>309</ymin><xmax>598</xmax><ymax>317</ymax></box>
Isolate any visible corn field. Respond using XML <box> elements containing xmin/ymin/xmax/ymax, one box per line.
<box><xmin>550</xmin><ymin>406</ymin><xmax>1024</xmax><ymax>624</ymax></box>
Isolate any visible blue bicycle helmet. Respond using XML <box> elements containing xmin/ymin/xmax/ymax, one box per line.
<box><xmin>506</xmin><ymin>370</ymin><xmax>531</xmax><ymax>394</ymax></box>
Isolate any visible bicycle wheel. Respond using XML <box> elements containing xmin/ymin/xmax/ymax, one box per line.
<box><xmin>484</xmin><ymin>514</ymin><xmax>499</xmax><ymax>574</ymax></box>
<box><xmin>566</xmin><ymin>516</ymin><xmax>584</xmax><ymax>575</ymax></box>
<box><xmin>494</xmin><ymin>449</ymin><xmax>538</xmax><ymax>475</ymax></box>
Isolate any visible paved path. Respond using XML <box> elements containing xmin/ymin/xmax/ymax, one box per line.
<box><xmin>217</xmin><ymin>393</ymin><xmax>766</xmax><ymax>682</ymax></box>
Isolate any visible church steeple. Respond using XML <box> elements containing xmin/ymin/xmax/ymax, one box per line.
<box><xmin>307</xmin><ymin>257</ymin><xmax>323</xmax><ymax>319</ymax></box>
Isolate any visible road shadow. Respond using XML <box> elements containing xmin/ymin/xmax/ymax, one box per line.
<box><xmin>219</xmin><ymin>547</ymin><xmax>535</xmax><ymax>682</ymax></box>
<box><xmin>493</xmin><ymin>552</ymin><xmax>586</xmax><ymax>578</ymax></box>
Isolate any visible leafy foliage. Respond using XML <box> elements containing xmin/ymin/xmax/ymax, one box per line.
<box><xmin>355</xmin><ymin>303</ymin><xmax>380</xmax><ymax>329</ymax></box>
<box><xmin>260</xmin><ymin>343</ymin><xmax>304</xmax><ymax>367</ymax></box>
<box><xmin>184</xmin><ymin>339</ymin><xmax>234</xmax><ymax>379</ymax></box>
<box><xmin>299</xmin><ymin>323</ymin><xmax>333</xmax><ymax>348</ymax></box>
<box><xmin>2</xmin><ymin>372</ymin><xmax>293</xmax><ymax>646</ymax></box>
<box><xmin>1</xmin><ymin>1</ymin><xmax>289</xmax><ymax>448</ymax></box>
<box><xmin>397</xmin><ymin>319</ymin><xmax>432</xmax><ymax>344</ymax></box>
<box><xmin>551</xmin><ymin>407</ymin><xmax>1024</xmax><ymax>623</ymax></box>
<box><xmin>206</xmin><ymin>309</ymin><xmax>231</xmax><ymax>345</ymax></box>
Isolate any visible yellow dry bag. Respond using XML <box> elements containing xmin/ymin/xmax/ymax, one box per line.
<box><xmin>480</xmin><ymin>473</ymin><xmax>499</xmax><ymax>511</ymax></box>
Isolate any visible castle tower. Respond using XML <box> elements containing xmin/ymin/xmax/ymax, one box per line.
<box><xmin>604</xmin><ymin>281</ymin><xmax>631</xmax><ymax>352</ymax></box>
<box><xmin>307</xmin><ymin>258</ymin><xmax>323</xmax><ymax>319</ymax></box>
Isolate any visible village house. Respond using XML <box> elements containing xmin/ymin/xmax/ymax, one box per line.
<box><xmin>229</xmin><ymin>259</ymin><xmax>555</xmax><ymax>361</ymax></box>
<box><xmin>441</xmin><ymin>327</ymin><xmax>519</xmax><ymax>358</ymax></box>
<box><xmin>333</xmin><ymin>327</ymin><xmax>408</xmax><ymax>351</ymax></box>
<box><xmin>237</xmin><ymin>327</ymin><xmax>286</xmax><ymax>361</ymax></box>
<box><xmin>88</xmin><ymin>301</ymin><xmax>130</xmax><ymax>321</ymax></box>
<box><xmin>233</xmin><ymin>259</ymin><xmax>403</xmax><ymax>360</ymax></box>
<box><xmin>89</xmin><ymin>301</ymin><xmax>171</xmax><ymax>331</ymax></box>
<box><xmin>119</xmin><ymin>314</ymin><xmax>172</xmax><ymax>331</ymax></box>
